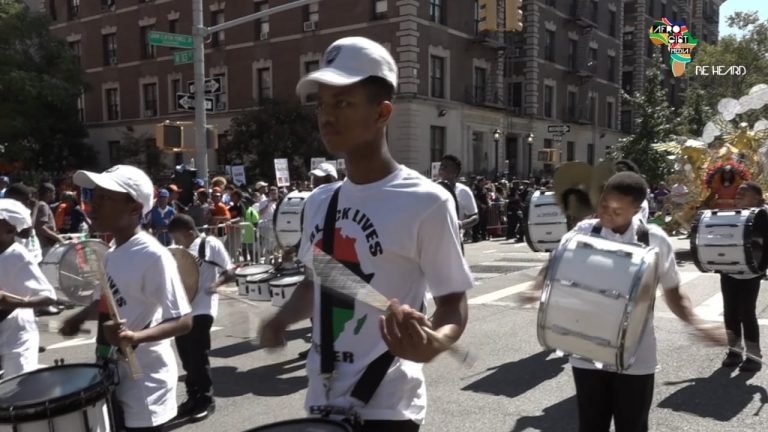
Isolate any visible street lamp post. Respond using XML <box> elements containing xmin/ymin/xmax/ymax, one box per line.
<box><xmin>493</xmin><ymin>128</ymin><xmax>501</xmax><ymax>180</ymax></box>
<box><xmin>527</xmin><ymin>133</ymin><xmax>534</xmax><ymax>179</ymax></box>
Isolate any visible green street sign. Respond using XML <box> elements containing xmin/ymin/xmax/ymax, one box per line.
<box><xmin>148</xmin><ymin>31</ymin><xmax>193</xmax><ymax>49</ymax></box>
<box><xmin>173</xmin><ymin>50</ymin><xmax>194</xmax><ymax>65</ymax></box>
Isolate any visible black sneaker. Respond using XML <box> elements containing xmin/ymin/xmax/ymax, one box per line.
<box><xmin>190</xmin><ymin>399</ymin><xmax>215</xmax><ymax>423</ymax></box>
<box><xmin>739</xmin><ymin>358</ymin><xmax>763</xmax><ymax>373</ymax></box>
<box><xmin>176</xmin><ymin>398</ymin><xmax>197</xmax><ymax>419</ymax></box>
<box><xmin>722</xmin><ymin>351</ymin><xmax>743</xmax><ymax>368</ymax></box>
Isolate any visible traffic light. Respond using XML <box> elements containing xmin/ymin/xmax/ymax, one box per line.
<box><xmin>478</xmin><ymin>0</ymin><xmax>498</xmax><ymax>33</ymax></box>
<box><xmin>155</xmin><ymin>122</ymin><xmax>183</xmax><ymax>150</ymax></box>
<box><xmin>537</xmin><ymin>149</ymin><xmax>560</xmax><ymax>163</ymax></box>
<box><xmin>505</xmin><ymin>0</ymin><xmax>524</xmax><ymax>32</ymax></box>
<box><xmin>206</xmin><ymin>125</ymin><xmax>219</xmax><ymax>150</ymax></box>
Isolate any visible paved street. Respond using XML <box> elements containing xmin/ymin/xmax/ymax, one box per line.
<box><xmin>37</xmin><ymin>237</ymin><xmax>768</xmax><ymax>432</ymax></box>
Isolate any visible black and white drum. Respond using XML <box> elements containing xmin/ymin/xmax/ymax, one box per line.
<box><xmin>538</xmin><ymin>233</ymin><xmax>659</xmax><ymax>371</ymax></box>
<box><xmin>273</xmin><ymin>191</ymin><xmax>311</xmax><ymax>250</ymax></box>
<box><xmin>246</xmin><ymin>272</ymin><xmax>277</xmax><ymax>301</ymax></box>
<box><xmin>690</xmin><ymin>208</ymin><xmax>768</xmax><ymax>274</ymax></box>
<box><xmin>245</xmin><ymin>418</ymin><xmax>354</xmax><ymax>431</ymax></box>
<box><xmin>0</xmin><ymin>364</ymin><xmax>116</xmax><ymax>432</ymax></box>
<box><xmin>525</xmin><ymin>191</ymin><xmax>568</xmax><ymax>252</ymax></box>
<box><xmin>235</xmin><ymin>265</ymin><xmax>274</xmax><ymax>296</ymax></box>
<box><xmin>269</xmin><ymin>273</ymin><xmax>305</xmax><ymax>307</ymax></box>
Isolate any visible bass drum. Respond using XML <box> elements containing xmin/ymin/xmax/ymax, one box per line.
<box><xmin>690</xmin><ymin>208</ymin><xmax>768</xmax><ymax>274</ymax></box>
<box><xmin>40</xmin><ymin>240</ymin><xmax>109</xmax><ymax>306</ymax></box>
<box><xmin>273</xmin><ymin>191</ymin><xmax>311</xmax><ymax>251</ymax></box>
<box><xmin>245</xmin><ymin>418</ymin><xmax>354</xmax><ymax>431</ymax></box>
<box><xmin>525</xmin><ymin>191</ymin><xmax>568</xmax><ymax>252</ymax></box>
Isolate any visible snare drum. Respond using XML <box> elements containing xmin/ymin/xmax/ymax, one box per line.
<box><xmin>690</xmin><ymin>208</ymin><xmax>768</xmax><ymax>274</ymax></box>
<box><xmin>0</xmin><ymin>364</ymin><xmax>116</xmax><ymax>432</ymax></box>
<box><xmin>538</xmin><ymin>233</ymin><xmax>659</xmax><ymax>371</ymax></box>
<box><xmin>525</xmin><ymin>191</ymin><xmax>568</xmax><ymax>252</ymax></box>
<box><xmin>40</xmin><ymin>240</ymin><xmax>109</xmax><ymax>305</ymax></box>
<box><xmin>245</xmin><ymin>418</ymin><xmax>354</xmax><ymax>431</ymax></box>
<box><xmin>235</xmin><ymin>265</ymin><xmax>274</xmax><ymax>296</ymax></box>
<box><xmin>273</xmin><ymin>191</ymin><xmax>311</xmax><ymax>250</ymax></box>
<box><xmin>247</xmin><ymin>272</ymin><xmax>277</xmax><ymax>301</ymax></box>
<box><xmin>269</xmin><ymin>273</ymin><xmax>305</xmax><ymax>307</ymax></box>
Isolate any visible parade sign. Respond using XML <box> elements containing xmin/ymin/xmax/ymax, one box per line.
<box><xmin>274</xmin><ymin>158</ymin><xmax>290</xmax><ymax>187</ymax></box>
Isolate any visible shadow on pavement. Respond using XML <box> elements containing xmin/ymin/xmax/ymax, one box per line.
<box><xmin>658</xmin><ymin>367</ymin><xmax>768</xmax><ymax>421</ymax></box>
<box><xmin>462</xmin><ymin>350</ymin><xmax>568</xmax><ymax>399</ymax></box>
<box><xmin>210</xmin><ymin>356</ymin><xmax>308</xmax><ymax>398</ymax></box>
<box><xmin>210</xmin><ymin>326</ymin><xmax>312</xmax><ymax>359</ymax></box>
<box><xmin>509</xmin><ymin>395</ymin><xmax>578</xmax><ymax>432</ymax></box>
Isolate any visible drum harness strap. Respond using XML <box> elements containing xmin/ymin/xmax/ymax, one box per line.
<box><xmin>315</xmin><ymin>185</ymin><xmax>403</xmax><ymax>421</ymax></box>
<box><xmin>591</xmin><ymin>221</ymin><xmax>650</xmax><ymax>247</ymax></box>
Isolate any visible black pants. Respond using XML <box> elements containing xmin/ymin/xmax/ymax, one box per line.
<box><xmin>720</xmin><ymin>274</ymin><xmax>761</xmax><ymax>350</ymax></box>
<box><xmin>175</xmin><ymin>314</ymin><xmax>214</xmax><ymax>400</ymax></box>
<box><xmin>506</xmin><ymin>212</ymin><xmax>520</xmax><ymax>239</ymax></box>
<box><xmin>572</xmin><ymin>367</ymin><xmax>655</xmax><ymax>432</ymax></box>
<box><xmin>362</xmin><ymin>420</ymin><xmax>420</xmax><ymax>432</ymax></box>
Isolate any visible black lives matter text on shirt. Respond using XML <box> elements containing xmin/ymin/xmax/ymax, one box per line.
<box><xmin>308</xmin><ymin>207</ymin><xmax>383</xmax><ymax>257</ymax></box>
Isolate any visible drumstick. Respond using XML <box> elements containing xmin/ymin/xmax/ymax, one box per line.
<box><xmin>312</xmin><ymin>250</ymin><xmax>476</xmax><ymax>368</ymax></box>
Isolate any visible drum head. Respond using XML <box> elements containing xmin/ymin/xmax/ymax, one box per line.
<box><xmin>748</xmin><ymin>208</ymin><xmax>768</xmax><ymax>271</ymax></box>
<box><xmin>40</xmin><ymin>240</ymin><xmax>109</xmax><ymax>305</ymax></box>
<box><xmin>245</xmin><ymin>418</ymin><xmax>353</xmax><ymax>431</ymax></box>
<box><xmin>0</xmin><ymin>364</ymin><xmax>114</xmax><ymax>423</ymax></box>
<box><xmin>237</xmin><ymin>265</ymin><xmax>274</xmax><ymax>277</ymax></box>
<box><xmin>168</xmin><ymin>247</ymin><xmax>200</xmax><ymax>302</ymax></box>
<box><xmin>273</xmin><ymin>191</ymin><xmax>310</xmax><ymax>251</ymax></box>
<box><xmin>269</xmin><ymin>274</ymin><xmax>305</xmax><ymax>287</ymax></box>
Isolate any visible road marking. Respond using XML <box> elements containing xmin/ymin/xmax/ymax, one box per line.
<box><xmin>469</xmin><ymin>281</ymin><xmax>534</xmax><ymax>305</ymax></box>
<box><xmin>472</xmin><ymin>272</ymin><xmax>503</xmax><ymax>280</ymax></box>
<box><xmin>482</xmin><ymin>249</ymin><xmax>498</xmax><ymax>254</ymax></box>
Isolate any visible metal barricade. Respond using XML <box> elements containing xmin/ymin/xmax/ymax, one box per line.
<box><xmin>196</xmin><ymin>221</ymin><xmax>262</xmax><ymax>265</ymax></box>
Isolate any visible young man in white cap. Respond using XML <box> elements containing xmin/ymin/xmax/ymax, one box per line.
<box><xmin>0</xmin><ymin>198</ymin><xmax>57</xmax><ymax>378</ymax></box>
<box><xmin>60</xmin><ymin>165</ymin><xmax>192</xmax><ymax>432</ymax></box>
<box><xmin>310</xmin><ymin>162</ymin><xmax>339</xmax><ymax>190</ymax></box>
<box><xmin>259</xmin><ymin>37</ymin><xmax>473</xmax><ymax>431</ymax></box>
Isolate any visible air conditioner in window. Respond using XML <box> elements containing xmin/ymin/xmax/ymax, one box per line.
<box><xmin>109</xmin><ymin>56</ymin><xmax>118</xmax><ymax>65</ymax></box>
<box><xmin>144</xmin><ymin>110</ymin><xmax>156</xmax><ymax>117</ymax></box>
<box><xmin>260</xmin><ymin>32</ymin><xmax>269</xmax><ymax>40</ymax></box>
<box><xmin>216</xmin><ymin>102</ymin><xmax>227</xmax><ymax>111</ymax></box>
<box><xmin>303</xmin><ymin>21</ymin><xmax>317</xmax><ymax>32</ymax></box>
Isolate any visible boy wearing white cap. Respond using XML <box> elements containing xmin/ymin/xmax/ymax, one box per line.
<box><xmin>0</xmin><ymin>199</ymin><xmax>57</xmax><ymax>378</ymax></box>
<box><xmin>259</xmin><ymin>37</ymin><xmax>473</xmax><ymax>431</ymax></box>
<box><xmin>310</xmin><ymin>162</ymin><xmax>339</xmax><ymax>189</ymax></box>
<box><xmin>60</xmin><ymin>165</ymin><xmax>192</xmax><ymax>432</ymax></box>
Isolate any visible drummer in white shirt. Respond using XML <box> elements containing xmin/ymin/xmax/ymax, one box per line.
<box><xmin>523</xmin><ymin>172</ymin><xmax>725</xmax><ymax>432</ymax></box>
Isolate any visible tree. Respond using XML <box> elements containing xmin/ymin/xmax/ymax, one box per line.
<box><xmin>675</xmin><ymin>85</ymin><xmax>714</xmax><ymax>138</ymax></box>
<box><xmin>114</xmin><ymin>130</ymin><xmax>171</xmax><ymax>180</ymax></box>
<box><xmin>611</xmin><ymin>51</ymin><xmax>674</xmax><ymax>186</ymax></box>
<box><xmin>682</xmin><ymin>11</ymin><xmax>768</xmax><ymax>125</ymax></box>
<box><xmin>224</xmin><ymin>99</ymin><xmax>329</xmax><ymax>183</ymax></box>
<box><xmin>0</xmin><ymin>2</ymin><xmax>96</xmax><ymax>172</ymax></box>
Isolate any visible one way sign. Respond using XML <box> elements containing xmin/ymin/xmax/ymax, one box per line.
<box><xmin>188</xmin><ymin>77</ymin><xmax>222</xmax><ymax>95</ymax></box>
<box><xmin>176</xmin><ymin>93</ymin><xmax>214</xmax><ymax>112</ymax></box>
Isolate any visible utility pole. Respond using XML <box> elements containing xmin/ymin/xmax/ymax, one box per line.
<box><xmin>191</xmin><ymin>0</ymin><xmax>320</xmax><ymax>187</ymax></box>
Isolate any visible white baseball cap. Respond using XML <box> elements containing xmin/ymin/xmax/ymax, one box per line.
<box><xmin>0</xmin><ymin>198</ymin><xmax>31</xmax><ymax>232</ymax></box>
<box><xmin>310</xmin><ymin>162</ymin><xmax>338</xmax><ymax>179</ymax></box>
<box><xmin>73</xmin><ymin>165</ymin><xmax>155</xmax><ymax>215</ymax></box>
<box><xmin>296</xmin><ymin>37</ymin><xmax>397</xmax><ymax>99</ymax></box>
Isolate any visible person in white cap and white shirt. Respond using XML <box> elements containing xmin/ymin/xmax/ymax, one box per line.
<box><xmin>310</xmin><ymin>162</ymin><xmax>339</xmax><ymax>189</ymax></box>
<box><xmin>60</xmin><ymin>165</ymin><xmax>192</xmax><ymax>432</ymax></box>
<box><xmin>259</xmin><ymin>37</ymin><xmax>473</xmax><ymax>431</ymax></box>
<box><xmin>0</xmin><ymin>198</ymin><xmax>57</xmax><ymax>378</ymax></box>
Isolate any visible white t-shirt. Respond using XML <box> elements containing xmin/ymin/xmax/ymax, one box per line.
<box><xmin>188</xmin><ymin>234</ymin><xmax>233</xmax><ymax>317</ymax></box>
<box><xmin>96</xmin><ymin>231</ymin><xmax>191</xmax><ymax>428</ymax></box>
<box><xmin>298</xmin><ymin>166</ymin><xmax>474</xmax><ymax>423</ymax></box>
<box><xmin>455</xmin><ymin>183</ymin><xmax>478</xmax><ymax>220</ymax></box>
<box><xmin>563</xmin><ymin>218</ymin><xmax>679</xmax><ymax>375</ymax></box>
<box><xmin>0</xmin><ymin>243</ymin><xmax>55</xmax><ymax>357</ymax></box>
<box><xmin>259</xmin><ymin>200</ymin><xmax>277</xmax><ymax>225</ymax></box>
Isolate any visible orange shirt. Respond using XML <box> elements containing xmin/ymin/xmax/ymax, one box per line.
<box><xmin>210</xmin><ymin>202</ymin><xmax>230</xmax><ymax>221</ymax></box>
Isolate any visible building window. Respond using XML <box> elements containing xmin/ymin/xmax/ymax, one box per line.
<box><xmin>621</xmin><ymin>110</ymin><xmax>632</xmax><ymax>133</ymax></box>
<box><xmin>474</xmin><ymin>67</ymin><xmax>487</xmax><ymax>103</ymax></box>
<box><xmin>140</xmin><ymin>26</ymin><xmax>156</xmax><ymax>59</ymax></box>
<box><xmin>544</xmin><ymin>30</ymin><xmax>555</xmax><ymax>62</ymax></box>
<box><xmin>606</xmin><ymin>101</ymin><xmax>615</xmax><ymax>129</ymax></box>
<box><xmin>622</xmin><ymin>71</ymin><xmax>633</xmax><ymax>94</ymax></box>
<box><xmin>587</xmin><ymin>143</ymin><xmax>594</xmax><ymax>165</ymax></box>
<box><xmin>254</xmin><ymin>2</ymin><xmax>269</xmax><ymax>38</ymax></box>
<box><xmin>48</xmin><ymin>0</ymin><xmax>57</xmax><ymax>20</ymax></box>
<box><xmin>568</xmin><ymin>39</ymin><xmax>577</xmax><ymax>69</ymax></box>
<box><xmin>430</xmin><ymin>126</ymin><xmax>446</xmax><ymax>163</ymax></box>
<box><xmin>543</xmin><ymin>139</ymin><xmax>553</xmax><ymax>149</ymax></box>
<box><xmin>590</xmin><ymin>0</ymin><xmax>598</xmax><ymax>23</ymax></box>
<box><xmin>108</xmin><ymin>141</ymin><xmax>121</xmax><ymax>165</ymax></box>
<box><xmin>374</xmin><ymin>0</ymin><xmax>388</xmax><ymax>19</ymax></box>
<box><xmin>143</xmin><ymin>83</ymin><xmax>158</xmax><ymax>117</ymax></box>
<box><xmin>429</xmin><ymin>0</ymin><xmax>444</xmax><ymax>24</ymax></box>
<box><xmin>76</xmin><ymin>94</ymin><xmax>85</xmax><ymax>123</ymax></box>
<box><xmin>304</xmin><ymin>2</ymin><xmax>319</xmax><ymax>23</ymax></box>
<box><xmin>543</xmin><ymin>84</ymin><xmax>554</xmax><ymax>118</ymax></box>
<box><xmin>608</xmin><ymin>55</ymin><xmax>616</xmax><ymax>82</ymax></box>
<box><xmin>211</xmin><ymin>11</ymin><xmax>224</xmax><ymax>47</ymax></box>
<box><xmin>102</xmin><ymin>33</ymin><xmax>117</xmax><ymax>66</ymax></box>
<box><xmin>430</xmin><ymin>55</ymin><xmax>445</xmax><ymax>99</ymax></box>
<box><xmin>170</xmin><ymin>78</ymin><xmax>181</xmax><ymax>112</ymax></box>
<box><xmin>213</xmin><ymin>72</ymin><xmax>227</xmax><ymax>111</ymax></box>
<box><xmin>589</xmin><ymin>47</ymin><xmax>597</xmax><ymax>62</ymax></box>
<box><xmin>105</xmin><ymin>88</ymin><xmax>120</xmax><ymax>121</ymax></box>
<box><xmin>609</xmin><ymin>10</ymin><xmax>616</xmax><ymax>36</ymax></box>
<box><xmin>588</xmin><ymin>95</ymin><xmax>597</xmax><ymax>122</ymax></box>
<box><xmin>473</xmin><ymin>0</ymin><xmax>480</xmax><ymax>34</ymax></box>
<box><xmin>507</xmin><ymin>82</ymin><xmax>522</xmax><ymax>108</ymax></box>
<box><xmin>623</xmin><ymin>32</ymin><xmax>633</xmax><ymax>51</ymax></box>
<box><xmin>304</xmin><ymin>60</ymin><xmax>320</xmax><ymax>74</ymax></box>
<box><xmin>567</xmin><ymin>90</ymin><xmax>577</xmax><ymax>120</ymax></box>
<box><xmin>69</xmin><ymin>40</ymin><xmax>81</xmax><ymax>65</ymax></box>
<box><xmin>257</xmin><ymin>67</ymin><xmax>272</xmax><ymax>104</ymax></box>
<box><xmin>67</xmin><ymin>0</ymin><xmax>79</xmax><ymax>20</ymax></box>
<box><xmin>169</xmin><ymin>18</ymin><xmax>178</xmax><ymax>34</ymax></box>
<box><xmin>566</xmin><ymin>141</ymin><xmax>575</xmax><ymax>161</ymax></box>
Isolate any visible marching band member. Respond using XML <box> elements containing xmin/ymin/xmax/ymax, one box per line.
<box><xmin>523</xmin><ymin>172</ymin><xmax>725</xmax><ymax>432</ymax></box>
<box><xmin>168</xmin><ymin>214</ymin><xmax>235</xmax><ymax>421</ymax></box>
<box><xmin>60</xmin><ymin>165</ymin><xmax>192</xmax><ymax>432</ymax></box>
<box><xmin>310</xmin><ymin>162</ymin><xmax>339</xmax><ymax>189</ymax></box>
<box><xmin>719</xmin><ymin>181</ymin><xmax>764</xmax><ymax>372</ymax></box>
<box><xmin>438</xmin><ymin>155</ymin><xmax>479</xmax><ymax>254</ymax></box>
<box><xmin>614</xmin><ymin>160</ymin><xmax>649</xmax><ymax>222</ymax></box>
<box><xmin>0</xmin><ymin>199</ymin><xmax>57</xmax><ymax>378</ymax></box>
<box><xmin>259</xmin><ymin>37</ymin><xmax>473</xmax><ymax>431</ymax></box>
